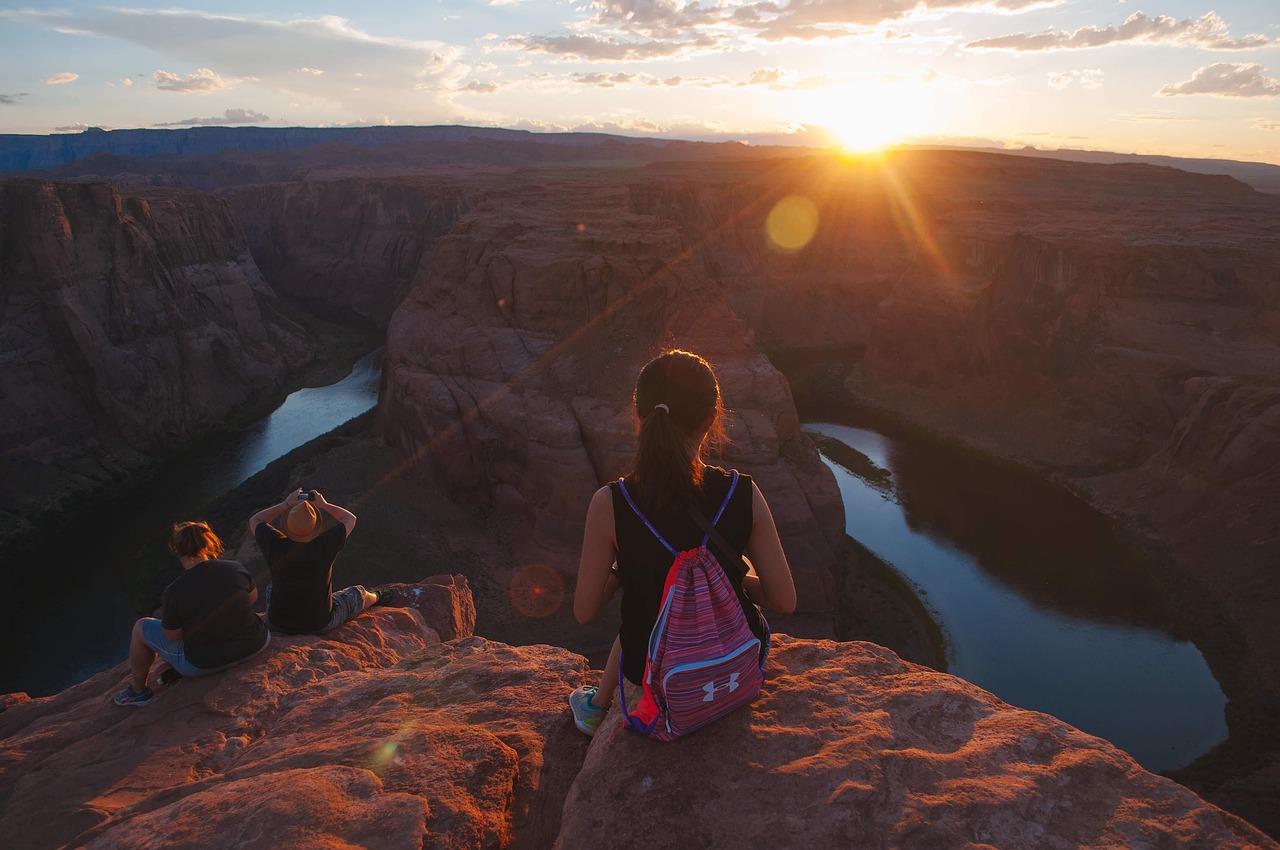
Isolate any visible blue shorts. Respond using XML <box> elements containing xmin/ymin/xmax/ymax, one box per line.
<box><xmin>140</xmin><ymin>618</ymin><xmax>270</xmax><ymax>677</ymax></box>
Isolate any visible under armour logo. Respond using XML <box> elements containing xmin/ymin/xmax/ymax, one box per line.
<box><xmin>701</xmin><ymin>673</ymin><xmax>740</xmax><ymax>702</ymax></box>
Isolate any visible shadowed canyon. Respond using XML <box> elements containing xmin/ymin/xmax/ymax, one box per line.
<box><xmin>1</xmin><ymin>130</ymin><xmax>1278</xmax><ymax>846</ymax></box>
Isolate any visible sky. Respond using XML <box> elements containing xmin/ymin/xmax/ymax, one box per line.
<box><xmin>0</xmin><ymin>1</ymin><xmax>1277</xmax><ymax>164</ymax></box>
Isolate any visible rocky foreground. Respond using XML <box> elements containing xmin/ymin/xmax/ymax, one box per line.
<box><xmin>0</xmin><ymin>577</ymin><xmax>1270</xmax><ymax>850</ymax></box>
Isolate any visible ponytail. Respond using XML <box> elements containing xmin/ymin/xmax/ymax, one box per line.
<box><xmin>630</xmin><ymin>350</ymin><xmax>726</xmax><ymax>515</ymax></box>
<box><xmin>169</xmin><ymin>521</ymin><xmax>225</xmax><ymax>561</ymax></box>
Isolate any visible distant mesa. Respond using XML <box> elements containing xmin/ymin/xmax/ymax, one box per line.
<box><xmin>1</xmin><ymin>124</ymin><xmax>1278</xmax><ymax>194</ymax></box>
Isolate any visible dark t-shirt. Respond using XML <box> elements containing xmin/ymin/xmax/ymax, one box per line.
<box><xmin>611</xmin><ymin>467</ymin><xmax>762</xmax><ymax>685</ymax></box>
<box><xmin>161</xmin><ymin>559</ymin><xmax>269</xmax><ymax>670</ymax></box>
<box><xmin>255</xmin><ymin>521</ymin><xmax>347</xmax><ymax>634</ymax></box>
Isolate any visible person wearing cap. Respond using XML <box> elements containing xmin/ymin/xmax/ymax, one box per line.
<box><xmin>249</xmin><ymin>488</ymin><xmax>386</xmax><ymax>634</ymax></box>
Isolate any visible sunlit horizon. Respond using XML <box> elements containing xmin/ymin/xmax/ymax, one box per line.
<box><xmin>0</xmin><ymin>2</ymin><xmax>1276</xmax><ymax>166</ymax></box>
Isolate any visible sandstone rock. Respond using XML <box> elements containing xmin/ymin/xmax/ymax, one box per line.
<box><xmin>376</xmin><ymin>573</ymin><xmax>478</xmax><ymax>642</ymax></box>
<box><xmin>376</xmin><ymin>179</ymin><xmax>844</xmax><ymax>622</ymax></box>
<box><xmin>0</xmin><ymin>578</ymin><xmax>592</xmax><ymax>850</ymax></box>
<box><xmin>222</xmin><ymin>179</ymin><xmax>471</xmax><ymax>325</ymax></box>
<box><xmin>557</xmin><ymin>635</ymin><xmax>1275</xmax><ymax>849</ymax></box>
<box><xmin>0</xmin><ymin>179</ymin><xmax>312</xmax><ymax>550</ymax></box>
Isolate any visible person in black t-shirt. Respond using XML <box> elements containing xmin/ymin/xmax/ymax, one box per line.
<box><xmin>568</xmin><ymin>350</ymin><xmax>797</xmax><ymax>736</ymax></box>
<box><xmin>113</xmin><ymin>521</ymin><xmax>271</xmax><ymax>707</ymax></box>
<box><xmin>249</xmin><ymin>488</ymin><xmax>387</xmax><ymax>634</ymax></box>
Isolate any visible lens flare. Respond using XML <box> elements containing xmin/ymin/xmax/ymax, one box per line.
<box><xmin>509</xmin><ymin>564</ymin><xmax>565</xmax><ymax>618</ymax></box>
<box><xmin>765</xmin><ymin>195</ymin><xmax>819</xmax><ymax>252</ymax></box>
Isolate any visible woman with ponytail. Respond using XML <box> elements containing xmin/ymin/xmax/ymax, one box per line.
<box><xmin>569</xmin><ymin>350</ymin><xmax>796</xmax><ymax>736</ymax></box>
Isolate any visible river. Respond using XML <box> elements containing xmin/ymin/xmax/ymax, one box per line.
<box><xmin>807</xmin><ymin>420</ymin><xmax>1227</xmax><ymax>774</ymax></box>
<box><xmin>0</xmin><ymin>351</ymin><xmax>383</xmax><ymax>698</ymax></box>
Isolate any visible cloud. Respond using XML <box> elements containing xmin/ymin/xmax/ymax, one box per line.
<box><xmin>1118</xmin><ymin>111</ymin><xmax>1200</xmax><ymax>124</ymax></box>
<box><xmin>503</xmin><ymin>33</ymin><xmax>698</xmax><ymax>60</ymax></box>
<box><xmin>741</xmin><ymin>68</ymin><xmax>785</xmax><ymax>87</ymax></box>
<box><xmin>1048</xmin><ymin>69</ymin><xmax>1104</xmax><ymax>89</ymax></box>
<box><xmin>298</xmin><ymin>67</ymin><xmax>324</xmax><ymax>75</ymax></box>
<box><xmin>43</xmin><ymin>72</ymin><xmax>79</xmax><ymax>85</ymax></box>
<box><xmin>122</xmin><ymin>77</ymin><xmax>133</xmax><ymax>86</ymax></box>
<box><xmin>733</xmin><ymin>68</ymin><xmax>829</xmax><ymax>91</ymax></box>
<box><xmin>1159</xmin><ymin>63</ymin><xmax>1280</xmax><ymax>98</ymax></box>
<box><xmin>155</xmin><ymin>108</ymin><xmax>271</xmax><ymax>126</ymax></box>
<box><xmin>153</xmin><ymin>68</ymin><xmax>240</xmax><ymax>93</ymax></box>
<box><xmin>583</xmin><ymin>0</ymin><xmax>1053</xmax><ymax>44</ymax></box>
<box><xmin>968</xmin><ymin>11</ymin><xmax>1270</xmax><ymax>52</ymax></box>
<box><xmin>574</xmin><ymin>72</ymin><xmax>640</xmax><ymax>87</ymax></box>
<box><xmin>0</xmin><ymin>92</ymin><xmax>30</xmax><ymax>105</ymax></box>
<box><xmin>457</xmin><ymin>80</ymin><xmax>506</xmax><ymax>93</ymax></box>
<box><xmin>1</xmin><ymin>9</ymin><xmax>469</xmax><ymax>119</ymax></box>
<box><xmin>1254</xmin><ymin>119</ymin><xmax>1280</xmax><ymax>131</ymax></box>
<box><xmin>54</xmin><ymin>122</ymin><xmax>99</xmax><ymax>132</ymax></box>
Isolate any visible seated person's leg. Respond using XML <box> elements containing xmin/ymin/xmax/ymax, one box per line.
<box><xmin>138</xmin><ymin>618</ymin><xmax>207</xmax><ymax>677</ymax></box>
<box><xmin>127</xmin><ymin>618</ymin><xmax>159</xmax><ymax>691</ymax></box>
<box><xmin>318</xmin><ymin>585</ymin><xmax>376</xmax><ymax>632</ymax></box>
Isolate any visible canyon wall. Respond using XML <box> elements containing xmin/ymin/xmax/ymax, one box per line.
<box><xmin>1</xmin><ymin>581</ymin><xmax>1271</xmax><ymax>850</ymax></box>
<box><xmin>0</xmin><ymin>179</ymin><xmax>312</xmax><ymax>548</ymax></box>
<box><xmin>221</xmin><ymin>179</ymin><xmax>472</xmax><ymax>325</ymax></box>
<box><xmin>375</xmin><ymin>175</ymin><xmax>845</xmax><ymax>629</ymax></box>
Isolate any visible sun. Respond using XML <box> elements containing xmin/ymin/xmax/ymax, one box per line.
<box><xmin>802</xmin><ymin>76</ymin><xmax>946</xmax><ymax>153</ymax></box>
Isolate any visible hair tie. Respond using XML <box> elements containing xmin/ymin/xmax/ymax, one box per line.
<box><xmin>653</xmin><ymin>403</ymin><xmax>670</xmax><ymax>414</ymax></box>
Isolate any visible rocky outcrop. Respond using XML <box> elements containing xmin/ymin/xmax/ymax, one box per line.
<box><xmin>0</xmin><ymin>575</ymin><xmax>595</xmax><ymax>850</ymax></box>
<box><xmin>221</xmin><ymin>179</ymin><xmax>472</xmax><ymax>325</ymax></box>
<box><xmin>0</xmin><ymin>179</ymin><xmax>312</xmax><ymax>549</ymax></box>
<box><xmin>3</xmin><ymin>582</ymin><xmax>1270</xmax><ymax>849</ymax></box>
<box><xmin>376</xmin><ymin>178</ymin><xmax>845</xmax><ymax>628</ymax></box>
<box><xmin>559</xmin><ymin>635</ymin><xmax>1273</xmax><ymax>849</ymax></box>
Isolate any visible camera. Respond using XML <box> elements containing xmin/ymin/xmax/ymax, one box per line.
<box><xmin>298</xmin><ymin>492</ymin><xmax>313</xmax><ymax>501</ymax></box>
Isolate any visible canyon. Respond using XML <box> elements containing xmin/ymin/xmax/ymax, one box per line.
<box><xmin>0</xmin><ymin>179</ymin><xmax>316</xmax><ymax>550</ymax></box>
<box><xmin>1</xmin><ymin>131</ymin><xmax>1278</xmax><ymax>840</ymax></box>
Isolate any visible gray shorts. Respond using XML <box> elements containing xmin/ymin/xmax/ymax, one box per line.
<box><xmin>319</xmin><ymin>586</ymin><xmax>370</xmax><ymax>633</ymax></box>
<box><xmin>266</xmin><ymin>585</ymin><xmax>370</xmax><ymax>634</ymax></box>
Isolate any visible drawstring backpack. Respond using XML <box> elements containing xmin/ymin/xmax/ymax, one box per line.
<box><xmin>616</xmin><ymin>470</ymin><xmax>770</xmax><ymax>740</ymax></box>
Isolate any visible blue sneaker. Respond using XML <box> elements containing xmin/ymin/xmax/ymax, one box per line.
<box><xmin>569</xmin><ymin>685</ymin><xmax>607</xmax><ymax>737</ymax></box>
<box><xmin>113</xmin><ymin>685</ymin><xmax>155</xmax><ymax>707</ymax></box>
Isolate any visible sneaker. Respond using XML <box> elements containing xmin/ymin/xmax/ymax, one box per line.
<box><xmin>113</xmin><ymin>685</ymin><xmax>155</xmax><ymax>707</ymax></box>
<box><xmin>569</xmin><ymin>685</ymin><xmax>607</xmax><ymax>737</ymax></box>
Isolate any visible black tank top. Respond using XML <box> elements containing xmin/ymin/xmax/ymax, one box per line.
<box><xmin>611</xmin><ymin>466</ymin><xmax>762</xmax><ymax>685</ymax></box>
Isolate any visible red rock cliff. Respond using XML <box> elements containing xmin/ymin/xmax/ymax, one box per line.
<box><xmin>0</xmin><ymin>179</ymin><xmax>312</xmax><ymax>547</ymax></box>
<box><xmin>376</xmin><ymin>176</ymin><xmax>845</xmax><ymax>630</ymax></box>
<box><xmin>222</xmin><ymin>179</ymin><xmax>472</xmax><ymax>325</ymax></box>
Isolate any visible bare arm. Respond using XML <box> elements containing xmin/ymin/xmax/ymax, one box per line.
<box><xmin>312</xmin><ymin>490</ymin><xmax>357</xmax><ymax>536</ymax></box>
<box><xmin>742</xmin><ymin>481</ymin><xmax>797</xmax><ymax>614</ymax></box>
<box><xmin>249</xmin><ymin>488</ymin><xmax>303</xmax><ymax>532</ymax></box>
<box><xmin>573</xmin><ymin>486</ymin><xmax>619</xmax><ymax>625</ymax></box>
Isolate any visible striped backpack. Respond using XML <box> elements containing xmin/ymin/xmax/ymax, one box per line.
<box><xmin>616</xmin><ymin>470</ymin><xmax>770</xmax><ymax>740</ymax></box>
